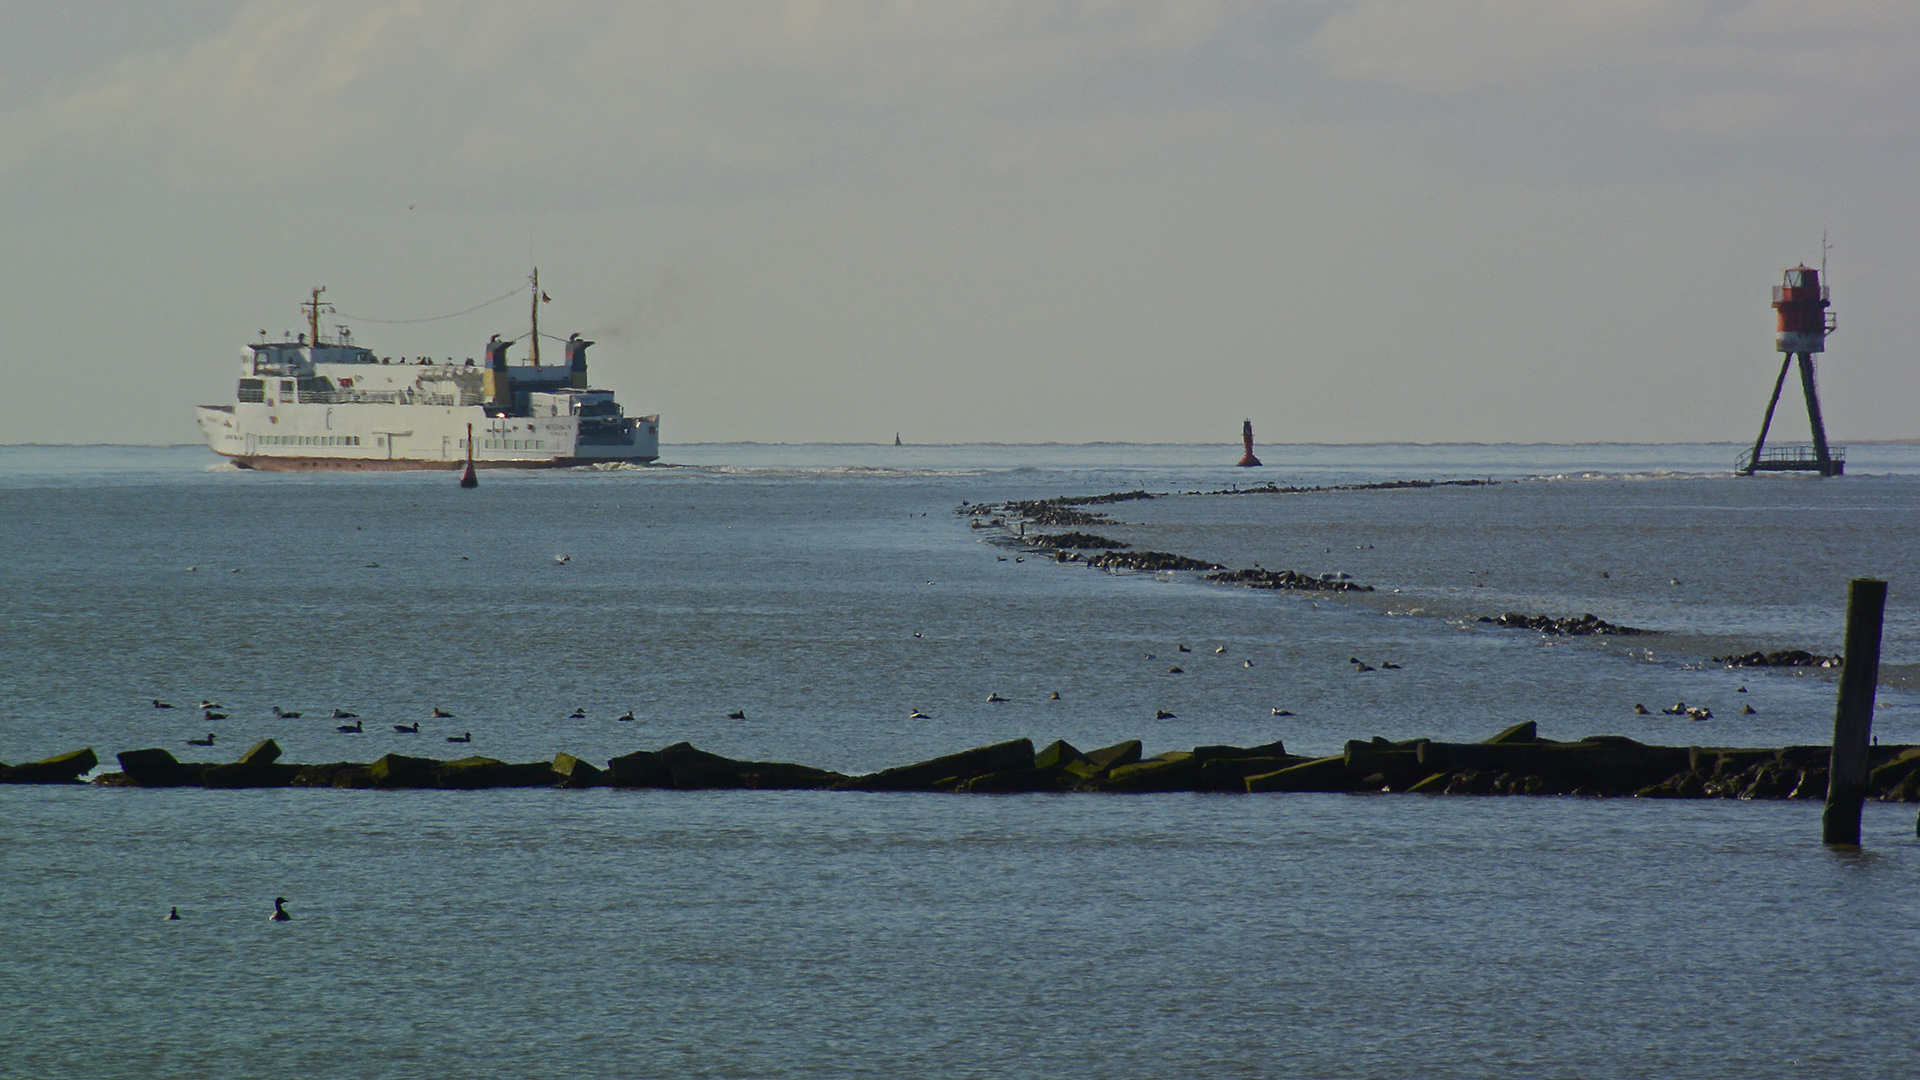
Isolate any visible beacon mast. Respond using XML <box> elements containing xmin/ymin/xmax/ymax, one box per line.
<box><xmin>1738</xmin><ymin>264</ymin><xmax>1843</xmax><ymax>476</ymax></box>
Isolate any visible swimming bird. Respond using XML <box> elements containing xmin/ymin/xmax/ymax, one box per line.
<box><xmin>1353</xmin><ymin>663</ymin><xmax>1375</xmax><ymax>673</ymax></box>
<box><xmin>271</xmin><ymin>706</ymin><xmax>301</xmax><ymax>719</ymax></box>
<box><xmin>1168</xmin><ymin>666</ymin><xmax>1184</xmax><ymax>674</ymax></box>
<box><xmin>727</xmin><ymin>710</ymin><xmax>746</xmax><ymax>720</ymax></box>
<box><xmin>166</xmin><ymin>906</ymin><xmax>180</xmax><ymax>921</ymax></box>
<box><xmin>1687</xmin><ymin>706</ymin><xmax>1713</xmax><ymax>720</ymax></box>
<box><xmin>986</xmin><ymin>693</ymin><xmax>1008</xmax><ymax>703</ymax></box>
<box><xmin>1214</xmin><ymin>646</ymin><xmax>1228</xmax><ymax>655</ymax></box>
<box><xmin>394</xmin><ymin>722</ymin><xmax>420</xmax><ymax>733</ymax></box>
<box><xmin>1048</xmin><ymin>691</ymin><xmax>1061</xmax><ymax>701</ymax></box>
<box><xmin>1177</xmin><ymin>644</ymin><xmax>1191</xmax><ymax>653</ymax></box>
<box><xmin>554</xmin><ymin>554</ymin><xmax>571</xmax><ymax>564</ymax></box>
<box><xmin>1741</xmin><ymin>704</ymin><xmax>1757</xmax><ymax>715</ymax></box>
<box><xmin>152</xmin><ymin>699</ymin><xmax>173</xmax><ymax>709</ymax></box>
<box><xmin>617</xmin><ymin>710</ymin><xmax>635</xmax><ymax>721</ymax></box>
<box><xmin>568</xmin><ymin>709</ymin><xmax>586</xmax><ymax>719</ymax></box>
<box><xmin>186</xmin><ymin>733</ymin><xmax>215</xmax><ymax>747</ymax></box>
<box><xmin>1155</xmin><ymin>709</ymin><xmax>1177</xmax><ymax>719</ymax></box>
<box><xmin>446</xmin><ymin>732</ymin><xmax>472</xmax><ymax>743</ymax></box>
<box><xmin>997</xmin><ymin>556</ymin><xmax>1007</xmax><ymax>561</ymax></box>
<box><xmin>198</xmin><ymin>700</ymin><xmax>222</xmax><ymax>709</ymax></box>
<box><xmin>909</xmin><ymin>710</ymin><xmax>930</xmax><ymax>719</ymax></box>
<box><xmin>330</xmin><ymin>709</ymin><xmax>357</xmax><ymax>720</ymax></box>
<box><xmin>1661</xmin><ymin>702</ymin><xmax>1687</xmax><ymax>716</ymax></box>
<box><xmin>202</xmin><ymin>710</ymin><xmax>227</xmax><ymax>721</ymax></box>
<box><xmin>1243</xmin><ymin>659</ymin><xmax>1254</xmax><ymax>668</ymax></box>
<box><xmin>913</xmin><ymin>632</ymin><xmax>923</xmax><ymax>638</ymax></box>
<box><xmin>431</xmin><ymin>707</ymin><xmax>454</xmax><ymax>718</ymax></box>
<box><xmin>337</xmin><ymin>719</ymin><xmax>363</xmax><ymax>733</ymax></box>
<box><xmin>1379</xmin><ymin>661</ymin><xmax>1401</xmax><ymax>670</ymax></box>
<box><xmin>1633</xmin><ymin>703</ymin><xmax>1651</xmax><ymax>715</ymax></box>
<box><xmin>1349</xmin><ymin>657</ymin><xmax>1362</xmax><ymax>665</ymax></box>
<box><xmin>1736</xmin><ymin>686</ymin><xmax>1747</xmax><ymax>693</ymax></box>
<box><xmin>270</xmin><ymin>897</ymin><xmax>291</xmax><ymax>922</ymax></box>
<box><xmin>1272</xmin><ymin>708</ymin><xmax>1294</xmax><ymax>716</ymax></box>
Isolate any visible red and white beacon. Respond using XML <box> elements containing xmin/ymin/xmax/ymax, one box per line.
<box><xmin>1740</xmin><ymin>264</ymin><xmax>1842</xmax><ymax>476</ymax></box>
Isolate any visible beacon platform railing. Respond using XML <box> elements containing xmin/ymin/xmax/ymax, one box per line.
<box><xmin>1736</xmin><ymin>444</ymin><xmax>1845</xmax><ymax>473</ymax></box>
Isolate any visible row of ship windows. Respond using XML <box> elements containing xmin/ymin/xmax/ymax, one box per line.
<box><xmin>465</xmin><ymin>439</ymin><xmax>545</xmax><ymax>450</ymax></box>
<box><xmin>263</xmin><ymin>435</ymin><xmax>361</xmax><ymax>447</ymax></box>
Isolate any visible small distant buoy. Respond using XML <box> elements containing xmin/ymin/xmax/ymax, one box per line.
<box><xmin>1236</xmin><ymin>419</ymin><xmax>1262</xmax><ymax>467</ymax></box>
<box><xmin>270</xmin><ymin>897</ymin><xmax>291</xmax><ymax>922</ymax></box>
<box><xmin>459</xmin><ymin>462</ymin><xmax>478</xmax><ymax>488</ymax></box>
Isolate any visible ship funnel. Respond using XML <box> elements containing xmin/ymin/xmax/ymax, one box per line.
<box><xmin>484</xmin><ymin>335</ymin><xmax>513</xmax><ymax>409</ymax></box>
<box><xmin>565</xmin><ymin>334</ymin><xmax>593</xmax><ymax>390</ymax></box>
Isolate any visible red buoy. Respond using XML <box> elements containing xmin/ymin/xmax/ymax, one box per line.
<box><xmin>1236</xmin><ymin>419</ymin><xmax>1262</xmax><ymax>467</ymax></box>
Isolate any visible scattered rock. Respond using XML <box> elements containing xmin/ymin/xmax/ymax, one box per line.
<box><xmin>1205</xmin><ymin>568</ymin><xmax>1374</xmax><ymax>593</ymax></box>
<box><xmin>1713</xmin><ymin>649</ymin><xmax>1842</xmax><ymax>669</ymax></box>
<box><xmin>1479</xmin><ymin>612</ymin><xmax>1653</xmax><ymax>636</ymax></box>
<box><xmin>837</xmin><ymin>739</ymin><xmax>1035</xmax><ymax>792</ymax></box>
<box><xmin>1025</xmin><ymin>532</ymin><xmax>1129</xmax><ymax>550</ymax></box>
<box><xmin>0</xmin><ymin>748</ymin><xmax>97</xmax><ymax>784</ymax></box>
<box><xmin>1085</xmin><ymin>551</ymin><xmax>1223</xmax><ymax>572</ymax></box>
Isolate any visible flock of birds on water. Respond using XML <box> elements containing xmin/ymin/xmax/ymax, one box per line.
<box><xmin>146</xmin><ymin>640</ymin><xmax>1383</xmax><ymax>746</ymax></box>
<box><xmin>149</xmin><ymin>698</ymin><xmax>681</xmax><ymax>746</ymax></box>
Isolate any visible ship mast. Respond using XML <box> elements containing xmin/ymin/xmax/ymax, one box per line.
<box><xmin>529</xmin><ymin>268</ymin><xmax>540</xmax><ymax>367</ymax></box>
<box><xmin>302</xmin><ymin>286</ymin><xmax>333</xmax><ymax>345</ymax></box>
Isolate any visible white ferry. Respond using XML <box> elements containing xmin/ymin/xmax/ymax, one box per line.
<box><xmin>197</xmin><ymin>273</ymin><xmax>659</xmax><ymax>470</ymax></box>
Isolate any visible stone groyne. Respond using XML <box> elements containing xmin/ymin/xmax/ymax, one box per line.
<box><xmin>4</xmin><ymin>723</ymin><xmax>1919</xmax><ymax>801</ymax></box>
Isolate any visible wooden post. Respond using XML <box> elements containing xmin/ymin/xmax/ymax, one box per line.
<box><xmin>1823</xmin><ymin>578</ymin><xmax>1887</xmax><ymax>846</ymax></box>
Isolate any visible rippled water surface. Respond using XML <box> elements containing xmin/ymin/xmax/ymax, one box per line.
<box><xmin>3</xmin><ymin>443</ymin><xmax>1919</xmax><ymax>1077</ymax></box>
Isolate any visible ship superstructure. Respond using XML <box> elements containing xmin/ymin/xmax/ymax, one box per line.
<box><xmin>197</xmin><ymin>274</ymin><xmax>658</xmax><ymax>470</ymax></box>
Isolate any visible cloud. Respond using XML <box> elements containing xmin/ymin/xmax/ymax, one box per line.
<box><xmin>0</xmin><ymin>0</ymin><xmax>1255</xmax><ymax>196</ymax></box>
<box><xmin>1304</xmin><ymin>0</ymin><xmax>1920</xmax><ymax>144</ymax></box>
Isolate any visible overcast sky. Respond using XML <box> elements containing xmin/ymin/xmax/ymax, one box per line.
<box><xmin>1</xmin><ymin>1</ymin><xmax>1913</xmax><ymax>446</ymax></box>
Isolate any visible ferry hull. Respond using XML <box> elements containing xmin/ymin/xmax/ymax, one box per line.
<box><xmin>223</xmin><ymin>453</ymin><xmax>654</xmax><ymax>472</ymax></box>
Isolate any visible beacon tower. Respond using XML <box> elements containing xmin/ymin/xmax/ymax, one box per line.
<box><xmin>1738</xmin><ymin>264</ymin><xmax>1842</xmax><ymax>476</ymax></box>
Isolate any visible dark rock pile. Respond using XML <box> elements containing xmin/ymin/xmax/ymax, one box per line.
<box><xmin>1205</xmin><ymin>568</ymin><xmax>1374</xmax><ymax>593</ymax></box>
<box><xmin>1084</xmin><ymin>551</ymin><xmax>1224</xmax><ymax>572</ymax></box>
<box><xmin>13</xmin><ymin>721</ymin><xmax>1919</xmax><ymax>803</ymax></box>
<box><xmin>1191</xmin><ymin>478</ymin><xmax>1496</xmax><ymax>497</ymax></box>
<box><xmin>1479</xmin><ymin>612</ymin><xmax>1653</xmax><ymax>636</ymax></box>
<box><xmin>1026</xmin><ymin>532</ymin><xmax>1129</xmax><ymax>550</ymax></box>
<box><xmin>1713</xmin><ymin>649</ymin><xmax>1842</xmax><ymax>669</ymax></box>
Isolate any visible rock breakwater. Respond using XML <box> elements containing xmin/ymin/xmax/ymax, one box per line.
<box><xmin>10</xmin><ymin>723</ymin><xmax>1918</xmax><ymax>803</ymax></box>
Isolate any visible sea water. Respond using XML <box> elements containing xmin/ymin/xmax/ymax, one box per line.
<box><xmin>2</xmin><ymin>443</ymin><xmax>1918</xmax><ymax>1077</ymax></box>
